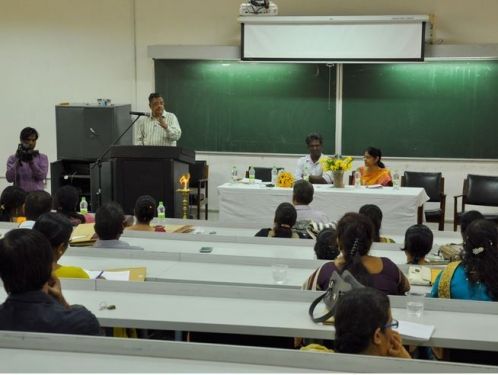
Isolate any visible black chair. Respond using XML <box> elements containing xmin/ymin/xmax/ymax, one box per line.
<box><xmin>454</xmin><ymin>174</ymin><xmax>498</xmax><ymax>231</ymax></box>
<box><xmin>189</xmin><ymin>161</ymin><xmax>209</xmax><ymax>220</ymax></box>
<box><xmin>401</xmin><ymin>172</ymin><xmax>446</xmax><ymax>231</ymax></box>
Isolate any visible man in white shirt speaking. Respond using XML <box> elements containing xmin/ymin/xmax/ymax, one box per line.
<box><xmin>135</xmin><ymin>93</ymin><xmax>182</xmax><ymax>146</ymax></box>
<box><xmin>295</xmin><ymin>133</ymin><xmax>332</xmax><ymax>184</ymax></box>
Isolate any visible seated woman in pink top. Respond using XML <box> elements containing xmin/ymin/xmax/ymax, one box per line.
<box><xmin>356</xmin><ymin>147</ymin><xmax>392</xmax><ymax>186</ymax></box>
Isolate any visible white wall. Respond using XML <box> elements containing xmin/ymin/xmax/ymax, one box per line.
<box><xmin>1</xmin><ymin>0</ymin><xmax>497</xmax><ymax>223</ymax></box>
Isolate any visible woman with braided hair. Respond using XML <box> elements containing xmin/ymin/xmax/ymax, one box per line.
<box><xmin>304</xmin><ymin>213</ymin><xmax>409</xmax><ymax>295</ymax></box>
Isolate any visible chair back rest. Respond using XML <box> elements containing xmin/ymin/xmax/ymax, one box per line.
<box><xmin>466</xmin><ymin>174</ymin><xmax>498</xmax><ymax>206</ymax></box>
<box><xmin>189</xmin><ymin>161</ymin><xmax>208</xmax><ymax>185</ymax></box>
<box><xmin>402</xmin><ymin>171</ymin><xmax>443</xmax><ymax>202</ymax></box>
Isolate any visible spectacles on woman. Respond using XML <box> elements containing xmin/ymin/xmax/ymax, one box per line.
<box><xmin>383</xmin><ymin>319</ymin><xmax>399</xmax><ymax>330</ymax></box>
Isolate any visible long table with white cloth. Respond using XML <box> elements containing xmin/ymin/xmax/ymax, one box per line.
<box><xmin>218</xmin><ymin>183</ymin><xmax>430</xmax><ymax>233</ymax></box>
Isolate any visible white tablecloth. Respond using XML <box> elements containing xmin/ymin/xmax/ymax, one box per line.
<box><xmin>217</xmin><ymin>183</ymin><xmax>429</xmax><ymax>234</ymax></box>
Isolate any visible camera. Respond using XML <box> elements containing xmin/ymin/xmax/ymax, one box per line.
<box><xmin>16</xmin><ymin>143</ymin><xmax>39</xmax><ymax>162</ymax></box>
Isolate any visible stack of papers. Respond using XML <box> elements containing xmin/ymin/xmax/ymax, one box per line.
<box><xmin>397</xmin><ymin>320</ymin><xmax>435</xmax><ymax>341</ymax></box>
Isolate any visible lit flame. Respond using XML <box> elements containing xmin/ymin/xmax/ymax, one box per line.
<box><xmin>179</xmin><ymin>173</ymin><xmax>190</xmax><ymax>190</ymax></box>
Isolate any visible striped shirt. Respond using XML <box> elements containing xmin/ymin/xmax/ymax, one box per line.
<box><xmin>134</xmin><ymin>111</ymin><xmax>182</xmax><ymax>146</ymax></box>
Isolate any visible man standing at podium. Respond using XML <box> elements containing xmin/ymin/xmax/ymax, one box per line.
<box><xmin>135</xmin><ymin>93</ymin><xmax>182</xmax><ymax>146</ymax></box>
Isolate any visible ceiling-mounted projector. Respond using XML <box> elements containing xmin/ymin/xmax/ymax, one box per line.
<box><xmin>240</xmin><ymin>0</ymin><xmax>278</xmax><ymax>16</ymax></box>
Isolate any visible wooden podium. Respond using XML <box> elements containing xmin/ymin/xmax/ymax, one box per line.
<box><xmin>90</xmin><ymin>146</ymin><xmax>195</xmax><ymax>217</ymax></box>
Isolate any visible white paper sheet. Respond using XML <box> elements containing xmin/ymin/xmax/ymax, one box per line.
<box><xmin>397</xmin><ymin>320</ymin><xmax>435</xmax><ymax>341</ymax></box>
<box><xmin>84</xmin><ymin>269</ymin><xmax>130</xmax><ymax>281</ymax></box>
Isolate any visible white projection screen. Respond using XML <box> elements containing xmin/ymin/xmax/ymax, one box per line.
<box><xmin>242</xmin><ymin>22</ymin><xmax>425</xmax><ymax>61</ymax></box>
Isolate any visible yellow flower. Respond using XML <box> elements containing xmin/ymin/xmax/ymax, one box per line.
<box><xmin>321</xmin><ymin>155</ymin><xmax>353</xmax><ymax>172</ymax></box>
<box><xmin>276</xmin><ymin>171</ymin><xmax>295</xmax><ymax>188</ymax></box>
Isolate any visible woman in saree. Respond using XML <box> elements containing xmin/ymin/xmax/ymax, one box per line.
<box><xmin>356</xmin><ymin>147</ymin><xmax>392</xmax><ymax>186</ymax></box>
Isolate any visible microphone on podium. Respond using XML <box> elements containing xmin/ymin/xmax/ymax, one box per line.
<box><xmin>130</xmin><ymin>111</ymin><xmax>150</xmax><ymax>117</ymax></box>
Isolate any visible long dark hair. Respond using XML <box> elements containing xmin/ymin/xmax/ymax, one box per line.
<box><xmin>273</xmin><ymin>202</ymin><xmax>297</xmax><ymax>238</ymax></box>
<box><xmin>335</xmin><ymin>288</ymin><xmax>390</xmax><ymax>354</ymax></box>
<box><xmin>336</xmin><ymin>212</ymin><xmax>374</xmax><ymax>286</ymax></box>
<box><xmin>358</xmin><ymin>204</ymin><xmax>383</xmax><ymax>242</ymax></box>
<box><xmin>402</xmin><ymin>224</ymin><xmax>433</xmax><ymax>264</ymax></box>
<box><xmin>462</xmin><ymin>219</ymin><xmax>498</xmax><ymax>300</ymax></box>
<box><xmin>365</xmin><ymin>147</ymin><xmax>385</xmax><ymax>168</ymax></box>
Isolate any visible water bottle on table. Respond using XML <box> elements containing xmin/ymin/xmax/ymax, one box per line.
<box><xmin>271</xmin><ymin>166</ymin><xmax>278</xmax><ymax>185</ymax></box>
<box><xmin>354</xmin><ymin>170</ymin><xmax>361</xmax><ymax>188</ymax></box>
<box><xmin>157</xmin><ymin>201</ymin><xmax>166</xmax><ymax>222</ymax></box>
<box><xmin>392</xmin><ymin>170</ymin><xmax>401</xmax><ymax>190</ymax></box>
<box><xmin>248</xmin><ymin>166</ymin><xmax>255</xmax><ymax>183</ymax></box>
<box><xmin>231</xmin><ymin>166</ymin><xmax>238</xmax><ymax>182</ymax></box>
<box><xmin>79</xmin><ymin>197</ymin><xmax>88</xmax><ymax>214</ymax></box>
<box><xmin>303</xmin><ymin>165</ymin><xmax>310</xmax><ymax>182</ymax></box>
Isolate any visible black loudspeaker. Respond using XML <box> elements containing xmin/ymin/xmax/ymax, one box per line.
<box><xmin>55</xmin><ymin>104</ymin><xmax>132</xmax><ymax>160</ymax></box>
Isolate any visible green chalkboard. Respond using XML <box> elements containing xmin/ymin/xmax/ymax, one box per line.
<box><xmin>155</xmin><ymin>60</ymin><xmax>335</xmax><ymax>153</ymax></box>
<box><xmin>342</xmin><ymin>62</ymin><xmax>498</xmax><ymax>159</ymax></box>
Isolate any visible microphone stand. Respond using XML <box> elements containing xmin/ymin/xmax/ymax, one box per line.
<box><xmin>90</xmin><ymin>113</ymin><xmax>145</xmax><ymax>209</ymax></box>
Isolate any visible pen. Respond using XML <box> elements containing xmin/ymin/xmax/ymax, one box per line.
<box><xmin>96</xmin><ymin>270</ymin><xmax>104</xmax><ymax>279</ymax></box>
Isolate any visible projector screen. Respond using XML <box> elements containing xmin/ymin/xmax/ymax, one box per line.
<box><xmin>242</xmin><ymin>22</ymin><xmax>425</xmax><ymax>61</ymax></box>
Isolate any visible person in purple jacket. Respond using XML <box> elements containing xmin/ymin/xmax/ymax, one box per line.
<box><xmin>6</xmin><ymin>127</ymin><xmax>48</xmax><ymax>192</ymax></box>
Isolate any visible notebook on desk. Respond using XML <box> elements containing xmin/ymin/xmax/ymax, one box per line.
<box><xmin>70</xmin><ymin>223</ymin><xmax>97</xmax><ymax>246</ymax></box>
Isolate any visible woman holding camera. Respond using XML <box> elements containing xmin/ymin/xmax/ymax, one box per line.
<box><xmin>6</xmin><ymin>127</ymin><xmax>48</xmax><ymax>192</ymax></box>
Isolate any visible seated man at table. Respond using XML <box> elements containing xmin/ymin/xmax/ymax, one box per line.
<box><xmin>295</xmin><ymin>133</ymin><xmax>332</xmax><ymax>184</ymax></box>
<box><xmin>292</xmin><ymin>179</ymin><xmax>329</xmax><ymax>223</ymax></box>
<box><xmin>93</xmin><ymin>202</ymin><xmax>143</xmax><ymax>250</ymax></box>
<box><xmin>0</xmin><ymin>229</ymin><xmax>100</xmax><ymax>335</ymax></box>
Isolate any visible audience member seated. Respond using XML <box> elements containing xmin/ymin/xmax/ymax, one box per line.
<box><xmin>19</xmin><ymin>190</ymin><xmax>52</xmax><ymax>229</ymax></box>
<box><xmin>302</xmin><ymin>228</ymin><xmax>340</xmax><ymax>291</ymax></box>
<box><xmin>255</xmin><ymin>202</ymin><xmax>306</xmax><ymax>239</ymax></box>
<box><xmin>359</xmin><ymin>204</ymin><xmax>394</xmax><ymax>243</ymax></box>
<box><xmin>402</xmin><ymin>224</ymin><xmax>434</xmax><ymax>265</ymax></box>
<box><xmin>93</xmin><ymin>202</ymin><xmax>143</xmax><ymax>249</ymax></box>
<box><xmin>33</xmin><ymin>213</ymin><xmax>89</xmax><ymax>279</ymax></box>
<box><xmin>460</xmin><ymin>210</ymin><xmax>484</xmax><ymax>239</ymax></box>
<box><xmin>356</xmin><ymin>147</ymin><xmax>392</xmax><ymax>186</ymax></box>
<box><xmin>54</xmin><ymin>185</ymin><xmax>93</xmax><ymax>226</ymax></box>
<box><xmin>292</xmin><ymin>179</ymin><xmax>329</xmax><ymax>223</ymax></box>
<box><xmin>0</xmin><ymin>229</ymin><xmax>100</xmax><ymax>335</ymax></box>
<box><xmin>432</xmin><ymin>219</ymin><xmax>497</xmax><ymax>301</ymax></box>
<box><xmin>314</xmin><ymin>228</ymin><xmax>339</xmax><ymax>260</ymax></box>
<box><xmin>126</xmin><ymin>195</ymin><xmax>165</xmax><ymax>232</ymax></box>
<box><xmin>304</xmin><ymin>213</ymin><xmax>409</xmax><ymax>295</ymax></box>
<box><xmin>334</xmin><ymin>288</ymin><xmax>410</xmax><ymax>358</ymax></box>
<box><xmin>431</xmin><ymin>219</ymin><xmax>498</xmax><ymax>365</ymax></box>
<box><xmin>0</xmin><ymin>186</ymin><xmax>26</xmax><ymax>222</ymax></box>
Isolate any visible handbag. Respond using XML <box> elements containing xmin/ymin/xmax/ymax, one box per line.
<box><xmin>308</xmin><ymin>270</ymin><xmax>364</xmax><ymax>323</ymax></box>
<box><xmin>438</xmin><ymin>244</ymin><xmax>463</xmax><ymax>261</ymax></box>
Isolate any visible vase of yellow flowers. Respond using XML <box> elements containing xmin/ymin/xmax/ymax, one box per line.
<box><xmin>321</xmin><ymin>155</ymin><xmax>353</xmax><ymax>188</ymax></box>
<box><xmin>276</xmin><ymin>170</ymin><xmax>295</xmax><ymax>188</ymax></box>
